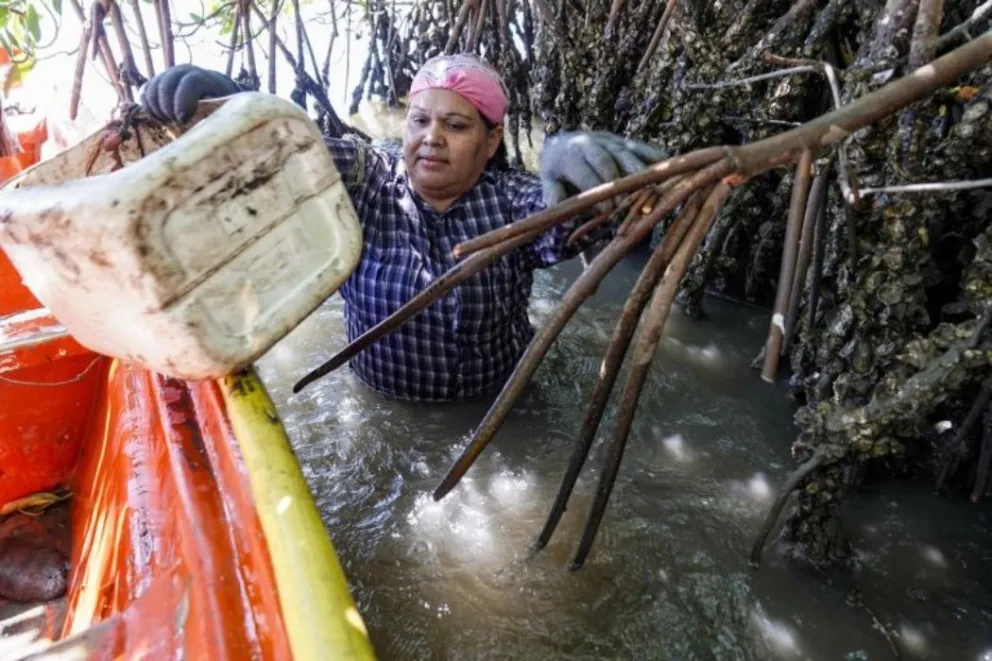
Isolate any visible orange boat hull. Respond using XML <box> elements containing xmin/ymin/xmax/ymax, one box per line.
<box><xmin>1</xmin><ymin>103</ymin><xmax>375</xmax><ymax>660</ymax></box>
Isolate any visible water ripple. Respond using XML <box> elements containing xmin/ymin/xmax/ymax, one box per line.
<box><xmin>254</xmin><ymin>257</ymin><xmax>992</xmax><ymax>660</ymax></box>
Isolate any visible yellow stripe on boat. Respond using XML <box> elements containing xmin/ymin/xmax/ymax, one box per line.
<box><xmin>219</xmin><ymin>367</ymin><xmax>377</xmax><ymax>661</ymax></box>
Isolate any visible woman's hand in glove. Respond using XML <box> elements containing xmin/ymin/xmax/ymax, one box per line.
<box><xmin>141</xmin><ymin>64</ymin><xmax>249</xmax><ymax>124</ymax></box>
<box><xmin>538</xmin><ymin>131</ymin><xmax>667</xmax><ymax>206</ymax></box>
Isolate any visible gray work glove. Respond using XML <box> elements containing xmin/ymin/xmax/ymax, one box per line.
<box><xmin>141</xmin><ymin>64</ymin><xmax>249</xmax><ymax>124</ymax></box>
<box><xmin>538</xmin><ymin>131</ymin><xmax>667</xmax><ymax>207</ymax></box>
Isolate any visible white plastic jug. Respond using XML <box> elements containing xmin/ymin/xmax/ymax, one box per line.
<box><xmin>0</xmin><ymin>93</ymin><xmax>363</xmax><ymax>379</ymax></box>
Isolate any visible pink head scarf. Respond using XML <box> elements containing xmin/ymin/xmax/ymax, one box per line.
<box><xmin>409</xmin><ymin>54</ymin><xmax>509</xmax><ymax>126</ymax></box>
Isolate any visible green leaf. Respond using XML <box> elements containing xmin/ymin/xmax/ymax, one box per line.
<box><xmin>53</xmin><ymin>0</ymin><xmax>63</xmax><ymax>16</ymax></box>
<box><xmin>2</xmin><ymin>57</ymin><xmax>33</xmax><ymax>96</ymax></box>
<box><xmin>0</xmin><ymin>8</ymin><xmax>8</xmax><ymax>25</ymax></box>
<box><xmin>190</xmin><ymin>12</ymin><xmax>202</xmax><ymax>22</ymax></box>
<box><xmin>0</xmin><ymin>33</ymin><xmax>13</xmax><ymax>57</ymax></box>
<box><xmin>26</xmin><ymin>6</ymin><xmax>42</xmax><ymax>43</ymax></box>
<box><xmin>3</xmin><ymin>66</ymin><xmax>21</xmax><ymax>95</ymax></box>
<box><xmin>15</xmin><ymin>57</ymin><xmax>36</xmax><ymax>77</ymax></box>
<box><xmin>4</xmin><ymin>28</ymin><xmax>23</xmax><ymax>51</ymax></box>
<box><xmin>9</xmin><ymin>17</ymin><xmax>25</xmax><ymax>44</ymax></box>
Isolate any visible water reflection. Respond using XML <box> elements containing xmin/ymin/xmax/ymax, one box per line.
<box><xmin>257</xmin><ymin>254</ymin><xmax>992</xmax><ymax>660</ymax></box>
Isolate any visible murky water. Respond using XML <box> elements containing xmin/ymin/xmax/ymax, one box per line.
<box><xmin>257</xmin><ymin>252</ymin><xmax>992</xmax><ymax>661</ymax></box>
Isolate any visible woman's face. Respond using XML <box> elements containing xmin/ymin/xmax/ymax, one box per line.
<box><xmin>403</xmin><ymin>88</ymin><xmax>502</xmax><ymax>209</ymax></box>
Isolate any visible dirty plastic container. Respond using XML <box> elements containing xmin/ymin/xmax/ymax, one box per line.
<box><xmin>0</xmin><ymin>92</ymin><xmax>363</xmax><ymax>380</ymax></box>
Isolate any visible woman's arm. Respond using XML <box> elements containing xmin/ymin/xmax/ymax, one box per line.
<box><xmin>137</xmin><ymin>65</ymin><xmax>395</xmax><ymax>221</ymax></box>
<box><xmin>322</xmin><ymin>135</ymin><xmax>396</xmax><ymax>220</ymax></box>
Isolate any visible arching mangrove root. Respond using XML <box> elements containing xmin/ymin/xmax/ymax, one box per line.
<box><xmin>570</xmin><ymin>182</ymin><xmax>733</xmax><ymax>570</ymax></box>
<box><xmin>289</xmin><ymin>32</ymin><xmax>992</xmax><ymax>568</ymax></box>
<box><xmin>935</xmin><ymin>379</ymin><xmax>992</xmax><ymax>492</ymax></box>
<box><xmin>749</xmin><ymin>451</ymin><xmax>826</xmax><ymax>567</ymax></box>
<box><xmin>432</xmin><ymin>159</ymin><xmax>737</xmax><ymax>502</ymax></box>
<box><xmin>970</xmin><ymin>403</ymin><xmax>992</xmax><ymax>502</ymax></box>
<box><xmin>782</xmin><ymin>162</ymin><xmax>831</xmax><ymax>355</ymax></box>
<box><xmin>535</xmin><ymin>186</ymin><xmax>709</xmax><ymax>551</ymax></box>
<box><xmin>760</xmin><ymin>148</ymin><xmax>814</xmax><ymax>383</ymax></box>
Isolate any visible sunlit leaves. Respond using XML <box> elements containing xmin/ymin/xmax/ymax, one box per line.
<box><xmin>0</xmin><ymin>0</ymin><xmax>63</xmax><ymax>87</ymax></box>
<box><xmin>25</xmin><ymin>5</ymin><xmax>41</xmax><ymax>42</ymax></box>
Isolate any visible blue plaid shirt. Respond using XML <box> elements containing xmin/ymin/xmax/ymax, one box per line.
<box><xmin>326</xmin><ymin>136</ymin><xmax>603</xmax><ymax>402</ymax></box>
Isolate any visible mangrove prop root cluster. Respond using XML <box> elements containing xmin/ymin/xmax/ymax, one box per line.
<box><xmin>295</xmin><ymin>28</ymin><xmax>992</xmax><ymax>568</ymax></box>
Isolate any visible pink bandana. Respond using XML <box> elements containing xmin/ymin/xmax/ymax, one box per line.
<box><xmin>409</xmin><ymin>54</ymin><xmax>509</xmax><ymax>126</ymax></box>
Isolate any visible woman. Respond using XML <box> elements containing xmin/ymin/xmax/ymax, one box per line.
<box><xmin>141</xmin><ymin>55</ymin><xmax>666</xmax><ymax>402</ymax></box>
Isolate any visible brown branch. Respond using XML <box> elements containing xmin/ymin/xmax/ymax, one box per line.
<box><xmin>446</xmin><ymin>0</ymin><xmax>478</xmax><ymax>54</ymax></box>
<box><xmin>468</xmin><ymin>0</ymin><xmax>488</xmax><ymax>52</ymax></box>
<box><xmin>70</xmin><ymin>19</ymin><xmax>93</xmax><ymax>120</ymax></box>
<box><xmin>431</xmin><ymin>159</ymin><xmax>736</xmax><ymax>502</ymax></box>
<box><xmin>971</xmin><ymin>405</ymin><xmax>992</xmax><ymax>502</ymax></box>
<box><xmin>859</xmin><ymin>178</ymin><xmax>992</xmax><ymax>195</ymax></box>
<box><xmin>682</xmin><ymin>65</ymin><xmax>822</xmax><ymax>91</ymax></box>
<box><xmin>636</xmin><ymin>0</ymin><xmax>677</xmax><ymax>73</ymax></box>
<box><xmin>909</xmin><ymin>0</ymin><xmax>945</xmax><ymax>69</ymax></box>
<box><xmin>783</xmin><ymin>162</ymin><xmax>831</xmax><ymax>356</ymax></box>
<box><xmin>157</xmin><ymin>0</ymin><xmax>175</xmax><ymax>68</ymax></box>
<box><xmin>247</xmin><ymin>0</ymin><xmax>367</xmax><ymax>140</ymax></box>
<box><xmin>241</xmin><ymin>1</ymin><xmax>258</xmax><ymax>84</ymax></box>
<box><xmin>291</xmin><ymin>0</ymin><xmax>305</xmax><ymax>68</ymax></box>
<box><xmin>565</xmin><ymin>208</ymin><xmax>612</xmax><ymax>249</ymax></box>
<box><xmin>225</xmin><ymin>1</ymin><xmax>243</xmax><ymax>77</ymax></box>
<box><xmin>763</xmin><ymin>52</ymin><xmax>855</xmax><ymax>213</ymax></box>
<box><xmin>762</xmin><ymin>149</ymin><xmax>814</xmax><ymax>383</ymax></box>
<box><xmin>298</xmin><ymin>0</ymin><xmax>325</xmax><ymax>88</ymax></box>
<box><xmin>806</xmin><ymin>179</ymin><xmax>829</xmax><ymax>333</ymax></box>
<box><xmin>495</xmin><ymin>0</ymin><xmax>510</xmax><ymax>53</ymax></box>
<box><xmin>531</xmin><ymin>0</ymin><xmax>556</xmax><ymax>27</ymax></box>
<box><xmin>89</xmin><ymin>2</ymin><xmax>104</xmax><ymax>59</ymax></box>
<box><xmin>432</xmin><ymin>232</ymin><xmax>644</xmax><ymax>502</ymax></box>
<box><xmin>616</xmin><ymin>186</ymin><xmax>664</xmax><ymax>236</ymax></box>
<box><xmin>730</xmin><ymin>32</ymin><xmax>992</xmax><ymax>174</ymax></box>
<box><xmin>128</xmin><ymin>0</ymin><xmax>155</xmax><ymax>78</ymax></box>
<box><xmin>105</xmin><ymin>1</ymin><xmax>141</xmax><ymax>98</ymax></box>
<box><xmin>936</xmin><ymin>379</ymin><xmax>992</xmax><ymax>492</ymax></box>
<box><xmin>570</xmin><ymin>182</ymin><xmax>733</xmax><ymax>570</ymax></box>
<box><xmin>565</xmin><ymin>192</ymin><xmax>645</xmax><ymax>250</ymax></box>
<box><xmin>866</xmin><ymin>0</ymin><xmax>919</xmax><ymax>64</ymax></box>
<box><xmin>267</xmin><ymin>0</ymin><xmax>279</xmax><ymax>92</ymax></box>
<box><xmin>321</xmin><ymin>0</ymin><xmax>338</xmax><ymax>85</ymax></box>
<box><xmin>295</xmin><ymin>31</ymin><xmax>992</xmax><ymax>421</ymax></box>
<box><xmin>68</xmin><ymin>0</ymin><xmax>125</xmax><ymax>101</ymax></box>
<box><xmin>604</xmin><ymin>0</ymin><xmax>624</xmax><ymax>39</ymax></box>
<box><xmin>452</xmin><ymin>148</ymin><xmax>727</xmax><ymax>257</ymax></box>
<box><xmin>899</xmin><ymin>0</ymin><xmax>945</xmax><ymax>165</ymax></box>
<box><xmin>749</xmin><ymin>452</ymin><xmax>826</xmax><ymax>566</ymax></box>
<box><xmin>937</xmin><ymin>0</ymin><xmax>992</xmax><ymax>50</ymax></box>
<box><xmin>763</xmin><ymin>53</ymin><xmax>842</xmax><ymax>108</ymax></box>
<box><xmin>748</xmin><ymin>0</ymin><xmax>819</xmax><ymax>62</ymax></box>
<box><xmin>535</xmin><ymin>186</ymin><xmax>708</xmax><ymax>551</ymax></box>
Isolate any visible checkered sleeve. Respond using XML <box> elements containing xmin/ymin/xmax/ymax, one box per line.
<box><xmin>323</xmin><ymin>135</ymin><xmax>396</xmax><ymax>219</ymax></box>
